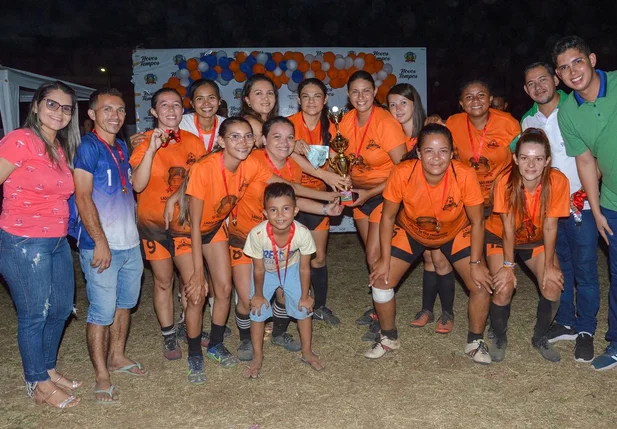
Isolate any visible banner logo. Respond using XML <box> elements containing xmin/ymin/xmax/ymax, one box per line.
<box><xmin>404</xmin><ymin>52</ymin><xmax>417</xmax><ymax>63</ymax></box>
<box><xmin>144</xmin><ymin>74</ymin><xmax>157</xmax><ymax>84</ymax></box>
<box><xmin>173</xmin><ymin>54</ymin><xmax>186</xmax><ymax>65</ymax></box>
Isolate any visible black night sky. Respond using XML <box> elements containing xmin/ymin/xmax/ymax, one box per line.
<box><xmin>1</xmin><ymin>0</ymin><xmax>616</xmax><ymax>124</ymax></box>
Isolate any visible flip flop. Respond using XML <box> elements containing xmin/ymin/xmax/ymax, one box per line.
<box><xmin>110</xmin><ymin>362</ymin><xmax>148</xmax><ymax>377</ymax></box>
<box><xmin>245</xmin><ymin>364</ymin><xmax>261</xmax><ymax>379</ymax></box>
<box><xmin>94</xmin><ymin>385</ymin><xmax>119</xmax><ymax>404</ymax></box>
<box><xmin>300</xmin><ymin>355</ymin><xmax>325</xmax><ymax>372</ymax></box>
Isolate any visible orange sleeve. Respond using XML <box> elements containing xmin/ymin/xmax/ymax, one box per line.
<box><xmin>186</xmin><ymin>160</ymin><xmax>211</xmax><ymax>200</ymax></box>
<box><xmin>492</xmin><ymin>175</ymin><xmax>509</xmax><ymax>214</ymax></box>
<box><xmin>458</xmin><ymin>164</ymin><xmax>485</xmax><ymax>207</ymax></box>
<box><xmin>547</xmin><ymin>170</ymin><xmax>571</xmax><ymax>218</ymax></box>
<box><xmin>377</xmin><ymin>111</ymin><xmax>407</xmax><ymax>153</ymax></box>
<box><xmin>383</xmin><ymin>161</ymin><xmax>410</xmax><ymax>203</ymax></box>
<box><xmin>246</xmin><ymin>153</ymin><xmax>275</xmax><ymax>183</ymax></box>
<box><xmin>129</xmin><ymin>138</ymin><xmax>149</xmax><ymax>168</ymax></box>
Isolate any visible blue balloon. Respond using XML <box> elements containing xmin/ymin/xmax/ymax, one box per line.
<box><xmin>266</xmin><ymin>53</ymin><xmax>273</xmax><ymax>61</ymax></box>
<box><xmin>221</xmin><ymin>69</ymin><xmax>234</xmax><ymax>81</ymax></box>
<box><xmin>200</xmin><ymin>56</ymin><xmax>208</xmax><ymax>63</ymax></box>
<box><xmin>205</xmin><ymin>69</ymin><xmax>218</xmax><ymax>80</ymax></box>
<box><xmin>279</xmin><ymin>60</ymin><xmax>287</xmax><ymax>71</ymax></box>
<box><xmin>218</xmin><ymin>57</ymin><xmax>230</xmax><ymax>68</ymax></box>
<box><xmin>245</xmin><ymin>55</ymin><xmax>257</xmax><ymax>66</ymax></box>
<box><xmin>178</xmin><ymin>60</ymin><xmax>187</xmax><ymax>70</ymax></box>
<box><xmin>245</xmin><ymin>69</ymin><xmax>254</xmax><ymax>78</ymax></box>
<box><xmin>240</xmin><ymin>62</ymin><xmax>251</xmax><ymax>74</ymax></box>
<box><xmin>265</xmin><ymin>59</ymin><xmax>276</xmax><ymax>72</ymax></box>
<box><xmin>292</xmin><ymin>70</ymin><xmax>304</xmax><ymax>83</ymax></box>
<box><xmin>205</xmin><ymin>54</ymin><xmax>217</xmax><ymax>68</ymax></box>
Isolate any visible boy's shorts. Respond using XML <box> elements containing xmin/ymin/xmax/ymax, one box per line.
<box><xmin>249</xmin><ymin>263</ymin><xmax>312</xmax><ymax>322</ymax></box>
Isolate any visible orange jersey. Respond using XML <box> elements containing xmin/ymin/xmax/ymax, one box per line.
<box><xmin>228</xmin><ymin>149</ymin><xmax>303</xmax><ymax>248</ymax></box>
<box><xmin>186</xmin><ymin>150</ymin><xmax>274</xmax><ymax>234</ymax></box>
<box><xmin>406</xmin><ymin>136</ymin><xmax>418</xmax><ymax>152</ymax></box>
<box><xmin>446</xmin><ymin>108</ymin><xmax>521</xmax><ymax>204</ymax></box>
<box><xmin>485</xmin><ymin>169</ymin><xmax>570</xmax><ymax>245</ymax></box>
<box><xmin>383</xmin><ymin>159</ymin><xmax>484</xmax><ymax>247</ymax></box>
<box><xmin>288</xmin><ymin>111</ymin><xmax>337</xmax><ymax>191</ymax></box>
<box><xmin>129</xmin><ymin>130</ymin><xmax>205</xmax><ymax>241</ymax></box>
<box><xmin>339</xmin><ymin>107</ymin><xmax>407</xmax><ymax>188</ymax></box>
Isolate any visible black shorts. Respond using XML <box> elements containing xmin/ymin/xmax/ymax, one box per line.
<box><xmin>390</xmin><ymin>224</ymin><xmax>472</xmax><ymax>265</ymax></box>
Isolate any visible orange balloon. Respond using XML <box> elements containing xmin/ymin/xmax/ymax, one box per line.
<box><xmin>311</xmin><ymin>60</ymin><xmax>321</xmax><ymax>72</ymax></box>
<box><xmin>365</xmin><ymin>53</ymin><xmax>376</xmax><ymax>64</ymax></box>
<box><xmin>235</xmin><ymin>52</ymin><xmax>247</xmax><ymax>63</ymax></box>
<box><xmin>265</xmin><ymin>70</ymin><xmax>275</xmax><ymax>80</ymax></box>
<box><xmin>283</xmin><ymin>51</ymin><xmax>294</xmax><ymax>60</ymax></box>
<box><xmin>348</xmin><ymin>66</ymin><xmax>357</xmax><ymax>75</ymax></box>
<box><xmin>298</xmin><ymin>60</ymin><xmax>310</xmax><ymax>73</ymax></box>
<box><xmin>162</xmin><ymin>82</ymin><xmax>171</xmax><ymax>89</ymax></box>
<box><xmin>214</xmin><ymin>65</ymin><xmax>222</xmax><ymax>74</ymax></box>
<box><xmin>327</xmin><ymin>68</ymin><xmax>338</xmax><ymax>79</ymax></box>
<box><xmin>183</xmin><ymin>97</ymin><xmax>192</xmax><ymax>109</ymax></box>
<box><xmin>235</xmin><ymin>71</ymin><xmax>247</xmax><ymax>83</ymax></box>
<box><xmin>364</xmin><ymin>63</ymin><xmax>376</xmax><ymax>74</ymax></box>
<box><xmin>338</xmin><ymin>69</ymin><xmax>349</xmax><ymax>80</ymax></box>
<box><xmin>168</xmin><ymin>77</ymin><xmax>181</xmax><ymax>88</ymax></box>
<box><xmin>281</xmin><ymin>73</ymin><xmax>289</xmax><ymax>84</ymax></box>
<box><xmin>293</xmin><ymin>52</ymin><xmax>304</xmax><ymax>63</ymax></box>
<box><xmin>272</xmin><ymin>51</ymin><xmax>283</xmax><ymax>63</ymax></box>
<box><xmin>229</xmin><ymin>61</ymin><xmax>240</xmax><ymax>72</ymax></box>
<box><xmin>253</xmin><ymin>64</ymin><xmax>266</xmax><ymax>74</ymax></box>
<box><xmin>190</xmin><ymin>70</ymin><xmax>201</xmax><ymax>81</ymax></box>
<box><xmin>323</xmin><ymin>51</ymin><xmax>335</xmax><ymax>65</ymax></box>
<box><xmin>177</xmin><ymin>86</ymin><xmax>187</xmax><ymax>97</ymax></box>
<box><xmin>375</xmin><ymin>60</ymin><xmax>384</xmax><ymax>71</ymax></box>
<box><xmin>186</xmin><ymin>58</ymin><xmax>199</xmax><ymax>71</ymax></box>
<box><xmin>357</xmin><ymin>52</ymin><xmax>366</xmax><ymax>59</ymax></box>
<box><xmin>251</xmin><ymin>50</ymin><xmax>259</xmax><ymax>57</ymax></box>
<box><xmin>348</xmin><ymin>52</ymin><xmax>357</xmax><ymax>60</ymax></box>
<box><xmin>315</xmin><ymin>70</ymin><xmax>326</xmax><ymax>80</ymax></box>
<box><xmin>273</xmin><ymin>75</ymin><xmax>282</xmax><ymax>88</ymax></box>
<box><xmin>384</xmin><ymin>74</ymin><xmax>397</xmax><ymax>86</ymax></box>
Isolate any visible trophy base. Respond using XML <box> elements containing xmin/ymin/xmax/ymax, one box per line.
<box><xmin>340</xmin><ymin>190</ymin><xmax>356</xmax><ymax>206</ymax></box>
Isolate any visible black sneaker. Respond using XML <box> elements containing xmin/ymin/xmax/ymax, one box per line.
<box><xmin>574</xmin><ymin>333</ymin><xmax>594</xmax><ymax>363</ymax></box>
<box><xmin>489</xmin><ymin>335</ymin><xmax>508</xmax><ymax>363</ymax></box>
<box><xmin>532</xmin><ymin>336</ymin><xmax>561</xmax><ymax>362</ymax></box>
<box><xmin>356</xmin><ymin>308</ymin><xmax>377</xmax><ymax>326</ymax></box>
<box><xmin>224</xmin><ymin>325</ymin><xmax>232</xmax><ymax>338</ymax></box>
<box><xmin>187</xmin><ymin>355</ymin><xmax>206</xmax><ymax>384</ymax></box>
<box><xmin>237</xmin><ymin>339</ymin><xmax>254</xmax><ymax>362</ymax></box>
<box><xmin>361</xmin><ymin>319</ymin><xmax>381</xmax><ymax>342</ymax></box>
<box><xmin>546</xmin><ymin>323</ymin><xmax>577</xmax><ymax>343</ymax></box>
<box><xmin>313</xmin><ymin>306</ymin><xmax>341</xmax><ymax>325</ymax></box>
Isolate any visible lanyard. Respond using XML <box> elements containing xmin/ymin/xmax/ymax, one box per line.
<box><xmin>266</xmin><ymin>221</ymin><xmax>296</xmax><ymax>288</ymax></box>
<box><xmin>524</xmin><ymin>184</ymin><xmax>542</xmax><ymax>240</ymax></box>
<box><xmin>264</xmin><ymin>150</ymin><xmax>292</xmax><ymax>179</ymax></box>
<box><xmin>194</xmin><ymin>115</ymin><xmax>217</xmax><ymax>152</ymax></box>
<box><xmin>219</xmin><ymin>152</ymin><xmax>243</xmax><ymax>226</ymax></box>
<box><xmin>160</xmin><ymin>129</ymin><xmax>181</xmax><ymax>148</ymax></box>
<box><xmin>354</xmin><ymin>108</ymin><xmax>375</xmax><ymax>159</ymax></box>
<box><xmin>302</xmin><ymin>114</ymin><xmax>321</xmax><ymax>145</ymax></box>
<box><xmin>93</xmin><ymin>130</ymin><xmax>128</xmax><ymax>194</ymax></box>
<box><xmin>422</xmin><ymin>168</ymin><xmax>450</xmax><ymax>233</ymax></box>
<box><xmin>466</xmin><ymin>113</ymin><xmax>490</xmax><ymax>166</ymax></box>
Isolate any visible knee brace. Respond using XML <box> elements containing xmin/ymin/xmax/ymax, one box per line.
<box><xmin>372</xmin><ymin>286</ymin><xmax>394</xmax><ymax>304</ymax></box>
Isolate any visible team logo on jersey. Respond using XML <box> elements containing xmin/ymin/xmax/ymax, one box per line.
<box><xmin>233</xmin><ymin>88</ymin><xmax>243</xmax><ymax>99</ymax></box>
<box><xmin>167</xmin><ymin>167</ymin><xmax>187</xmax><ymax>192</ymax></box>
<box><xmin>144</xmin><ymin>74</ymin><xmax>157</xmax><ymax>84</ymax></box>
<box><xmin>217</xmin><ymin>195</ymin><xmax>238</xmax><ymax>216</ymax></box>
<box><xmin>442</xmin><ymin>196</ymin><xmax>458</xmax><ymax>211</ymax></box>
<box><xmin>366</xmin><ymin>140</ymin><xmax>380</xmax><ymax>151</ymax></box>
<box><xmin>469</xmin><ymin>156</ymin><xmax>491</xmax><ymax>174</ymax></box>
<box><xmin>486</xmin><ymin>139</ymin><xmax>500</xmax><ymax>150</ymax></box>
<box><xmin>416</xmin><ymin>216</ymin><xmax>439</xmax><ymax>232</ymax></box>
<box><xmin>173</xmin><ymin>55</ymin><xmax>186</xmax><ymax>65</ymax></box>
<box><xmin>176</xmin><ymin>238</ymin><xmax>191</xmax><ymax>251</ymax></box>
<box><xmin>404</xmin><ymin>52</ymin><xmax>417</xmax><ymax>63</ymax></box>
<box><xmin>187</xmin><ymin>153</ymin><xmax>196</xmax><ymax>165</ymax></box>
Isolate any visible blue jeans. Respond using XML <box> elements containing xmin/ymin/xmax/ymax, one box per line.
<box><xmin>79</xmin><ymin>246</ymin><xmax>143</xmax><ymax>326</ymax></box>
<box><xmin>554</xmin><ymin>210</ymin><xmax>600</xmax><ymax>334</ymax></box>
<box><xmin>0</xmin><ymin>229</ymin><xmax>75</xmax><ymax>383</ymax></box>
<box><xmin>601</xmin><ymin>207</ymin><xmax>617</xmax><ymax>344</ymax></box>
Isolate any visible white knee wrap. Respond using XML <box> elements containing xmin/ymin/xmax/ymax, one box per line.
<box><xmin>372</xmin><ymin>287</ymin><xmax>394</xmax><ymax>304</ymax></box>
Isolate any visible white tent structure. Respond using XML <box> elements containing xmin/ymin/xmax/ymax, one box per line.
<box><xmin>0</xmin><ymin>66</ymin><xmax>95</xmax><ymax>134</ymax></box>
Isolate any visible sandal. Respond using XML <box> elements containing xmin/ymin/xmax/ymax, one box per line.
<box><xmin>34</xmin><ymin>387</ymin><xmax>80</xmax><ymax>409</ymax></box>
<box><xmin>53</xmin><ymin>374</ymin><xmax>83</xmax><ymax>392</ymax></box>
<box><xmin>94</xmin><ymin>385</ymin><xmax>120</xmax><ymax>404</ymax></box>
<box><xmin>300</xmin><ymin>355</ymin><xmax>325</xmax><ymax>371</ymax></box>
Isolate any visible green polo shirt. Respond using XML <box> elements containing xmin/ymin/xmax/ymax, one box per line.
<box><xmin>558</xmin><ymin>70</ymin><xmax>617</xmax><ymax>210</ymax></box>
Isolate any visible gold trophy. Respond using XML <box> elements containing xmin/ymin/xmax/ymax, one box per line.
<box><xmin>327</xmin><ymin>106</ymin><xmax>357</xmax><ymax>205</ymax></box>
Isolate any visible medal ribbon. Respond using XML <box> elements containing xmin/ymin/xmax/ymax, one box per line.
<box><xmin>266</xmin><ymin>221</ymin><xmax>296</xmax><ymax>288</ymax></box>
<box><xmin>354</xmin><ymin>107</ymin><xmax>376</xmax><ymax>159</ymax></box>
<box><xmin>302</xmin><ymin>114</ymin><xmax>321</xmax><ymax>145</ymax></box>
<box><xmin>524</xmin><ymin>184</ymin><xmax>542</xmax><ymax>240</ymax></box>
<box><xmin>219</xmin><ymin>152</ymin><xmax>243</xmax><ymax>224</ymax></box>
<box><xmin>194</xmin><ymin>115</ymin><xmax>218</xmax><ymax>152</ymax></box>
<box><xmin>466</xmin><ymin>113</ymin><xmax>490</xmax><ymax>164</ymax></box>
<box><xmin>264</xmin><ymin>151</ymin><xmax>292</xmax><ymax>179</ymax></box>
<box><xmin>93</xmin><ymin>130</ymin><xmax>128</xmax><ymax>194</ymax></box>
<box><xmin>422</xmin><ymin>167</ymin><xmax>450</xmax><ymax>232</ymax></box>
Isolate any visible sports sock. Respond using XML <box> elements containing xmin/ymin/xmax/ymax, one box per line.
<box><xmin>272</xmin><ymin>300</ymin><xmax>291</xmax><ymax>338</ymax></box>
<box><xmin>310</xmin><ymin>265</ymin><xmax>328</xmax><ymax>309</ymax></box>
<box><xmin>436</xmin><ymin>271</ymin><xmax>455</xmax><ymax>314</ymax></box>
<box><xmin>187</xmin><ymin>335</ymin><xmax>202</xmax><ymax>357</ymax></box>
<box><xmin>467</xmin><ymin>331</ymin><xmax>483</xmax><ymax>343</ymax></box>
<box><xmin>489</xmin><ymin>302</ymin><xmax>511</xmax><ymax>340</ymax></box>
<box><xmin>235</xmin><ymin>308</ymin><xmax>251</xmax><ymax>341</ymax></box>
<box><xmin>161</xmin><ymin>324</ymin><xmax>176</xmax><ymax>338</ymax></box>
<box><xmin>421</xmin><ymin>270</ymin><xmax>438</xmax><ymax>312</ymax></box>
<box><xmin>381</xmin><ymin>328</ymin><xmax>398</xmax><ymax>340</ymax></box>
<box><xmin>534</xmin><ymin>297</ymin><xmax>560</xmax><ymax>341</ymax></box>
<box><xmin>209</xmin><ymin>323</ymin><xmax>226</xmax><ymax>348</ymax></box>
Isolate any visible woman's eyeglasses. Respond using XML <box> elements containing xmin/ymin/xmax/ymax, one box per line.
<box><xmin>44</xmin><ymin>99</ymin><xmax>74</xmax><ymax>115</ymax></box>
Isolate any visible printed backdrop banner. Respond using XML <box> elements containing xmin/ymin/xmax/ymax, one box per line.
<box><xmin>132</xmin><ymin>47</ymin><xmax>427</xmax><ymax>232</ymax></box>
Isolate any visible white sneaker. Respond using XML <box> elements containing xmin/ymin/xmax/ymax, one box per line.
<box><xmin>364</xmin><ymin>335</ymin><xmax>401</xmax><ymax>359</ymax></box>
<box><xmin>464</xmin><ymin>339</ymin><xmax>492</xmax><ymax>365</ymax></box>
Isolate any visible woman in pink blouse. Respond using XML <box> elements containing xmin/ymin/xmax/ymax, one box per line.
<box><xmin>0</xmin><ymin>81</ymin><xmax>82</xmax><ymax>409</ymax></box>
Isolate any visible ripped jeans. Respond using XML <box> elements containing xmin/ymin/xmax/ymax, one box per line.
<box><xmin>0</xmin><ymin>229</ymin><xmax>75</xmax><ymax>383</ymax></box>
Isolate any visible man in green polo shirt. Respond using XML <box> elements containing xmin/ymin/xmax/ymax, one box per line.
<box><xmin>555</xmin><ymin>35</ymin><xmax>617</xmax><ymax>371</ymax></box>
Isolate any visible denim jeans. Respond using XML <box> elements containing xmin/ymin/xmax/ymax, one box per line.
<box><xmin>0</xmin><ymin>229</ymin><xmax>75</xmax><ymax>383</ymax></box>
<box><xmin>554</xmin><ymin>210</ymin><xmax>600</xmax><ymax>334</ymax></box>
<box><xmin>601</xmin><ymin>207</ymin><xmax>617</xmax><ymax>344</ymax></box>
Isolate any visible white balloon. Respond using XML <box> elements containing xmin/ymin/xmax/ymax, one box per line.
<box><xmin>178</xmin><ymin>68</ymin><xmax>190</xmax><ymax>79</ymax></box>
<box><xmin>256</xmin><ymin>52</ymin><xmax>268</xmax><ymax>65</ymax></box>
<box><xmin>305</xmin><ymin>54</ymin><xmax>314</xmax><ymax>62</ymax></box>
<box><xmin>323</xmin><ymin>75</ymin><xmax>330</xmax><ymax>85</ymax></box>
<box><xmin>304</xmin><ymin>70</ymin><xmax>315</xmax><ymax>79</ymax></box>
<box><xmin>285</xmin><ymin>69</ymin><xmax>294</xmax><ymax>78</ymax></box>
<box><xmin>377</xmin><ymin>70</ymin><xmax>388</xmax><ymax>81</ymax></box>
<box><xmin>375</xmin><ymin>80</ymin><xmax>383</xmax><ymax>87</ymax></box>
<box><xmin>353</xmin><ymin>57</ymin><xmax>365</xmax><ymax>70</ymax></box>
<box><xmin>372</xmin><ymin>73</ymin><xmax>378</xmax><ymax>80</ymax></box>
<box><xmin>273</xmin><ymin>67</ymin><xmax>283</xmax><ymax>77</ymax></box>
<box><xmin>180</xmin><ymin>78</ymin><xmax>190</xmax><ymax>87</ymax></box>
<box><xmin>333</xmin><ymin>58</ymin><xmax>346</xmax><ymax>70</ymax></box>
<box><xmin>287</xmin><ymin>80</ymin><xmax>299</xmax><ymax>92</ymax></box>
<box><xmin>382</xmin><ymin>63</ymin><xmax>393</xmax><ymax>74</ymax></box>
<box><xmin>217</xmin><ymin>75</ymin><xmax>230</xmax><ymax>86</ymax></box>
<box><xmin>321</xmin><ymin>62</ymin><xmax>330</xmax><ymax>71</ymax></box>
<box><xmin>216</xmin><ymin>50</ymin><xmax>227</xmax><ymax>59</ymax></box>
<box><xmin>287</xmin><ymin>59</ymin><xmax>298</xmax><ymax>71</ymax></box>
<box><xmin>344</xmin><ymin>57</ymin><xmax>353</xmax><ymax>69</ymax></box>
<box><xmin>197</xmin><ymin>61</ymin><xmax>209</xmax><ymax>72</ymax></box>
<box><xmin>335</xmin><ymin>54</ymin><xmax>344</xmax><ymax>59</ymax></box>
<box><xmin>315</xmin><ymin>55</ymin><xmax>324</xmax><ymax>63</ymax></box>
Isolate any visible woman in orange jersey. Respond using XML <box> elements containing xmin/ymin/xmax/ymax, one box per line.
<box><xmin>228</xmin><ymin>117</ymin><xmax>342</xmax><ymax>362</ymax></box>
<box><xmin>368</xmin><ymin>124</ymin><xmax>492</xmax><ymax>361</ymax></box>
<box><xmin>288</xmin><ymin>78</ymin><xmax>344</xmax><ymax>325</ymax></box>
<box><xmin>484</xmin><ymin>129</ymin><xmax>569</xmax><ymax>363</ymax></box>
<box><xmin>129</xmin><ymin>88</ymin><xmax>206</xmax><ymax>361</ymax></box>
<box><xmin>176</xmin><ymin>117</ymin><xmax>338</xmax><ymax>383</ymax></box>
<box><xmin>338</xmin><ymin>71</ymin><xmax>408</xmax><ymax>335</ymax></box>
<box><xmin>388</xmin><ymin>84</ymin><xmax>455</xmax><ymax>333</ymax></box>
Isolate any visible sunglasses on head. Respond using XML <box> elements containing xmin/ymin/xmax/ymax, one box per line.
<box><xmin>44</xmin><ymin>99</ymin><xmax>74</xmax><ymax>115</ymax></box>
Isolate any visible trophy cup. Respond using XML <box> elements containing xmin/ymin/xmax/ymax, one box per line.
<box><xmin>327</xmin><ymin>106</ymin><xmax>357</xmax><ymax>206</ymax></box>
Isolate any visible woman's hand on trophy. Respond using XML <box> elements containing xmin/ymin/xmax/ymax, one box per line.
<box><xmin>294</xmin><ymin>139</ymin><xmax>310</xmax><ymax>156</ymax></box>
<box><xmin>348</xmin><ymin>188</ymin><xmax>371</xmax><ymax>207</ymax></box>
<box><xmin>324</xmin><ymin>200</ymin><xmax>343</xmax><ymax>216</ymax></box>
<box><xmin>321</xmin><ymin>170</ymin><xmax>351</xmax><ymax>192</ymax></box>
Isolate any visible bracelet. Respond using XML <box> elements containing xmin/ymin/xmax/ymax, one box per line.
<box><xmin>322</xmin><ymin>203</ymin><xmax>328</xmax><ymax>216</ymax></box>
<box><xmin>469</xmin><ymin>260</ymin><xmax>482</xmax><ymax>265</ymax></box>
<box><xmin>503</xmin><ymin>261</ymin><xmax>516</xmax><ymax>269</ymax></box>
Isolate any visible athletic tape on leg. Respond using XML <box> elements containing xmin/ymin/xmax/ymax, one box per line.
<box><xmin>372</xmin><ymin>287</ymin><xmax>394</xmax><ymax>304</ymax></box>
